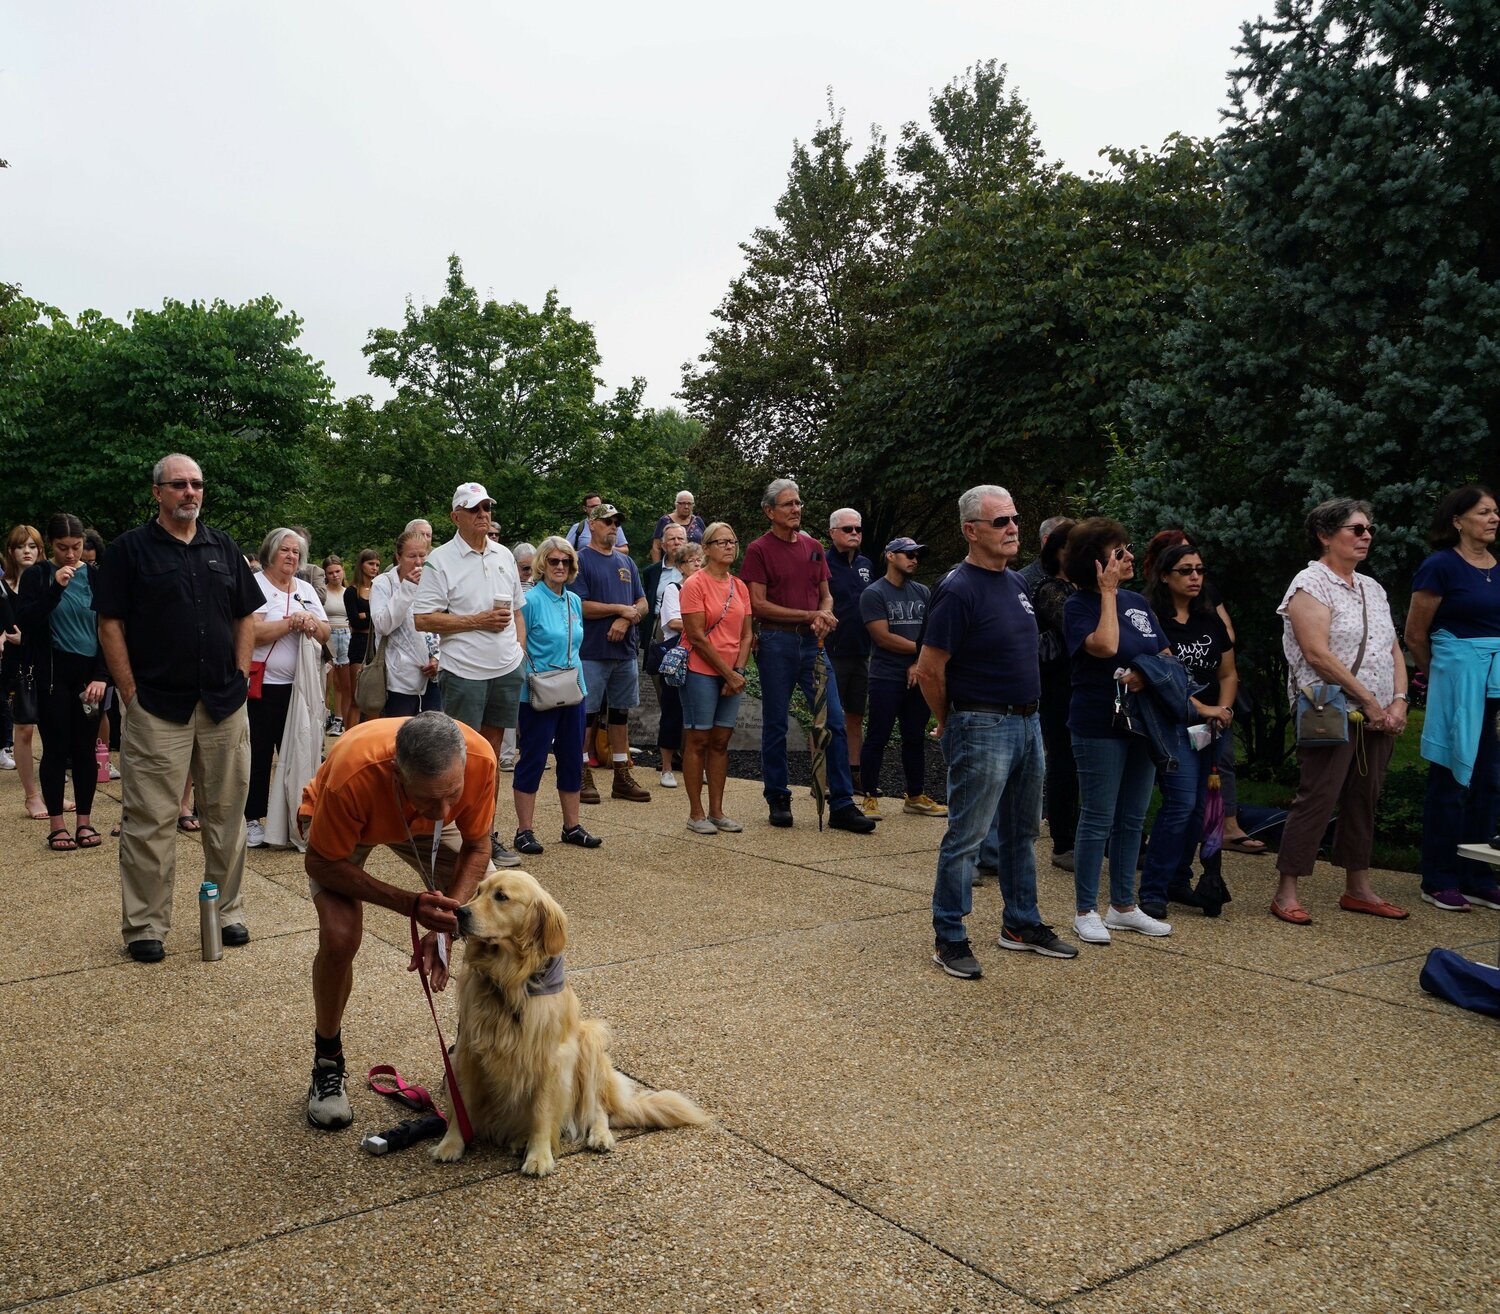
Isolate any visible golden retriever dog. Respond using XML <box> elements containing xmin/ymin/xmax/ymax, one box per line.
<box><xmin>431</xmin><ymin>869</ymin><xmax>707</xmax><ymax>1175</ymax></box>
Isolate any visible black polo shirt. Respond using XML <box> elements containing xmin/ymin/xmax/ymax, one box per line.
<box><xmin>95</xmin><ymin>519</ymin><xmax>263</xmax><ymax>723</ymax></box>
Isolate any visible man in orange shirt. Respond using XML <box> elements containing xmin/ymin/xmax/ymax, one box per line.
<box><xmin>298</xmin><ymin>712</ymin><xmax>496</xmax><ymax>1130</ymax></box>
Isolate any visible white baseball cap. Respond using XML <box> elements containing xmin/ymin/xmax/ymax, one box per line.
<box><xmin>452</xmin><ymin>481</ymin><xmax>492</xmax><ymax>510</ymax></box>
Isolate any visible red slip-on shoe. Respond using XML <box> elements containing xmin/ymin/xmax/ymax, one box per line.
<box><xmin>1338</xmin><ymin>893</ymin><xmax>1409</xmax><ymax>919</ymax></box>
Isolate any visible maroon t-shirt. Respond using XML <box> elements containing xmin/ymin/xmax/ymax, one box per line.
<box><xmin>740</xmin><ymin>531</ymin><xmax>831</xmax><ymax>612</ymax></box>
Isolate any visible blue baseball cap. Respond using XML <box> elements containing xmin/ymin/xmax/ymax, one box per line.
<box><xmin>885</xmin><ymin>537</ymin><xmax>925</xmax><ymax>555</ymax></box>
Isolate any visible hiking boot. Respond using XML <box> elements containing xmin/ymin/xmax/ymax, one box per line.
<box><xmin>611</xmin><ymin>764</ymin><xmax>651</xmax><ymax>802</ymax></box>
<box><xmin>306</xmin><ymin>1057</ymin><xmax>353</xmax><ymax>1130</ymax></box>
<box><xmin>998</xmin><ymin>923</ymin><xmax>1079</xmax><ymax>959</ymax></box>
<box><xmin>932</xmin><ymin>937</ymin><xmax>983</xmax><ymax>979</ymax></box>
<box><xmin>580</xmin><ymin>767</ymin><xmax>600</xmax><ymax>805</ymax></box>
<box><xmin>903</xmin><ymin>793</ymin><xmax>947</xmax><ymax>817</ymax></box>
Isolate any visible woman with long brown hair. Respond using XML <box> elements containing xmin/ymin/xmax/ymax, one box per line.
<box><xmin>342</xmin><ymin>548</ymin><xmax>380</xmax><ymax>731</ymax></box>
<box><xmin>2</xmin><ymin>524</ymin><xmax>47</xmax><ymax>816</ymax></box>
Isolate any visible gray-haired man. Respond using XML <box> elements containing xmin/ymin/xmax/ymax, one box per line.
<box><xmin>298</xmin><ymin>713</ymin><xmax>496</xmax><ymax>1130</ymax></box>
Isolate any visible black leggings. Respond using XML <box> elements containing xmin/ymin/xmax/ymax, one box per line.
<box><xmin>37</xmin><ymin>649</ymin><xmax>100</xmax><ymax>818</ymax></box>
<box><xmin>246</xmin><ymin>682</ymin><xmax>293</xmax><ymax>821</ymax></box>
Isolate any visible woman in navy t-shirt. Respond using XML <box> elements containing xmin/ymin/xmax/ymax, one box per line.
<box><xmin>1062</xmin><ymin>518</ymin><xmax>1173</xmax><ymax>945</ymax></box>
<box><xmin>1405</xmin><ymin>484</ymin><xmax>1500</xmax><ymax>911</ymax></box>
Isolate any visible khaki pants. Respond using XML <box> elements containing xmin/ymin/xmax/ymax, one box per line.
<box><xmin>119</xmin><ymin>700</ymin><xmax>251</xmax><ymax>944</ymax></box>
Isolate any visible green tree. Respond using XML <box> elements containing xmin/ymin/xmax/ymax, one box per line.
<box><xmin>302</xmin><ymin>256</ymin><xmax>682</xmax><ymax>554</ymax></box>
<box><xmin>0</xmin><ymin>294</ymin><xmax>332</xmax><ymax>544</ymax></box>
<box><xmin>1126</xmin><ymin>0</ymin><xmax>1500</xmax><ymax>758</ymax></box>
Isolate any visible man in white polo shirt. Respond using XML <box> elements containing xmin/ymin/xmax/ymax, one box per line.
<box><xmin>413</xmin><ymin>481</ymin><xmax>526</xmax><ymax>868</ymax></box>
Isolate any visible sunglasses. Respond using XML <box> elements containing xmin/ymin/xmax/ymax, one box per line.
<box><xmin>969</xmin><ymin>514</ymin><xmax>1021</xmax><ymax>528</ymax></box>
<box><xmin>1111</xmin><ymin>544</ymin><xmax>1134</xmax><ymax>560</ymax></box>
<box><xmin>834</xmin><ymin>526</ymin><xmax>862</xmax><ymax>534</ymax></box>
<box><xmin>1169</xmin><ymin>564</ymin><xmax>1207</xmax><ymax>576</ymax></box>
<box><xmin>461</xmin><ymin>502</ymin><xmax>495</xmax><ymax>514</ymax></box>
<box><xmin>1339</xmin><ymin>522</ymin><xmax>1376</xmax><ymax>537</ymax></box>
<box><xmin>157</xmin><ymin>479</ymin><xmax>205</xmax><ymax>491</ymax></box>
<box><xmin>545</xmin><ymin>556</ymin><xmax>570</xmax><ymax>568</ymax></box>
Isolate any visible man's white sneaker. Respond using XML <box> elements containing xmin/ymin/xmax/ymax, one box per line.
<box><xmin>1073</xmin><ymin>911</ymin><xmax>1111</xmax><ymax>944</ymax></box>
<box><xmin>660</xmin><ymin>771</ymin><xmax>678</xmax><ymax>788</ymax></box>
<box><xmin>306</xmin><ymin>1057</ymin><xmax>353</xmax><ymax>1130</ymax></box>
<box><xmin>246</xmin><ymin>819</ymin><xmax>265</xmax><ymax>848</ymax></box>
<box><xmin>1105</xmin><ymin>906</ymin><xmax>1173</xmax><ymax>937</ymax></box>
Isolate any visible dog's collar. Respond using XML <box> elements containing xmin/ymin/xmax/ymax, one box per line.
<box><xmin>525</xmin><ymin>954</ymin><xmax>566</xmax><ymax>998</ymax></box>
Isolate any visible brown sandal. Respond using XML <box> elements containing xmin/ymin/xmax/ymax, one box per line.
<box><xmin>75</xmin><ymin>825</ymin><xmax>102</xmax><ymax>849</ymax></box>
<box><xmin>47</xmin><ymin>828</ymin><xmax>77</xmax><ymax>852</ymax></box>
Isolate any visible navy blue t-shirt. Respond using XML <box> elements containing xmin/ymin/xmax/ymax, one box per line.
<box><xmin>922</xmin><ymin>562</ymin><xmax>1039</xmax><ymax>706</ymax></box>
<box><xmin>570</xmin><ymin>547</ymin><xmax>645</xmax><ymax>662</ymax></box>
<box><xmin>826</xmin><ymin>549</ymin><xmax>874</xmax><ymax>658</ymax></box>
<box><xmin>1412</xmin><ymin>549</ymin><xmax>1500</xmax><ymax>640</ymax></box>
<box><xmin>1064</xmin><ymin>588</ymin><xmax>1168</xmax><ymax>737</ymax></box>
<box><xmin>860</xmin><ymin>577</ymin><xmax>931</xmax><ymax>682</ymax></box>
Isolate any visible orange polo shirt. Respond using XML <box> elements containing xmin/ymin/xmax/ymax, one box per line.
<box><xmin>298</xmin><ymin>718</ymin><xmax>497</xmax><ymax>860</ymax></box>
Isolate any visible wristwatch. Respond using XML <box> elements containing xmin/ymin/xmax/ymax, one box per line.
<box><xmin>732</xmin><ymin>666</ymin><xmax>748</xmax><ymax>675</ymax></box>
<box><xmin>1393</xmin><ymin>692</ymin><xmax>1409</xmax><ymax>702</ymax></box>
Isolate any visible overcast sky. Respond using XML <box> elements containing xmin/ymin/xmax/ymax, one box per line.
<box><xmin>4</xmin><ymin>1</ymin><xmax>1264</xmax><ymax>412</ymax></box>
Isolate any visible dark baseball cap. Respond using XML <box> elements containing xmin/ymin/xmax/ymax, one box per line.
<box><xmin>885</xmin><ymin>536</ymin><xmax>925</xmax><ymax>555</ymax></box>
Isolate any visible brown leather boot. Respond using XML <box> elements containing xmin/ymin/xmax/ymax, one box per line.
<box><xmin>580</xmin><ymin>766</ymin><xmax>600</xmax><ymax>805</ymax></box>
<box><xmin>611</xmin><ymin>762</ymin><xmax>651</xmax><ymax>802</ymax></box>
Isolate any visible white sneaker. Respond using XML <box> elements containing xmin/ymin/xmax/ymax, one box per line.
<box><xmin>686</xmin><ymin>817</ymin><xmax>717</xmax><ymax>835</ymax></box>
<box><xmin>1073</xmin><ymin>911</ymin><xmax>1111</xmax><ymax>944</ymax></box>
<box><xmin>1105</xmin><ymin>906</ymin><xmax>1173</xmax><ymax>937</ymax></box>
<box><xmin>499</xmin><ymin>754</ymin><xmax>516</xmax><ymax>772</ymax></box>
<box><xmin>0</xmin><ymin>748</ymin><xmax>14</xmax><ymax>770</ymax></box>
<box><xmin>660</xmin><ymin>771</ymin><xmax>678</xmax><ymax>789</ymax></box>
<box><xmin>107</xmin><ymin>763</ymin><xmax>121</xmax><ymax>780</ymax></box>
<box><xmin>246</xmin><ymin>819</ymin><xmax>265</xmax><ymax>848</ymax></box>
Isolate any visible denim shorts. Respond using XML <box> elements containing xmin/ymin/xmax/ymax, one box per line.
<box><xmin>680</xmin><ymin>671</ymin><xmax>743</xmax><ymax>730</ymax></box>
<box><xmin>582</xmin><ymin>658</ymin><xmax>639</xmax><ymax>715</ymax></box>
<box><xmin>328</xmin><ymin>628</ymin><xmax>351</xmax><ymax>666</ymax></box>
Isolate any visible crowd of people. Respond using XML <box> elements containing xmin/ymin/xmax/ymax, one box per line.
<box><xmin>2</xmin><ymin>458</ymin><xmax>1497</xmax><ymax>999</ymax></box>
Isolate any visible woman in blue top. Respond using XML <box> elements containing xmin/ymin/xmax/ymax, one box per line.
<box><xmin>1405</xmin><ymin>484</ymin><xmax>1500</xmax><ymax>912</ymax></box>
<box><xmin>1062</xmin><ymin>518</ymin><xmax>1174</xmax><ymax>944</ymax></box>
<box><xmin>16</xmin><ymin>513</ymin><xmax>111</xmax><ymax>851</ymax></box>
<box><xmin>512</xmin><ymin>535</ymin><xmax>600</xmax><ymax>856</ymax></box>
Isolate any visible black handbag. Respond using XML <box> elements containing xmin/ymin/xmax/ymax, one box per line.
<box><xmin>10</xmin><ymin>666</ymin><xmax>39</xmax><ymax>724</ymax></box>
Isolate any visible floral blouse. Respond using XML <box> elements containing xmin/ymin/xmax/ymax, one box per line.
<box><xmin>1277</xmin><ymin>560</ymin><xmax>1397</xmax><ymax>709</ymax></box>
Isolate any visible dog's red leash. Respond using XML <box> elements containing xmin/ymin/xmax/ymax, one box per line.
<box><xmin>409</xmin><ymin>910</ymin><xmax>474</xmax><ymax>1145</ymax></box>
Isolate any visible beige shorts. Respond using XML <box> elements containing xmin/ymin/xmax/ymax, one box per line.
<box><xmin>302</xmin><ymin>817</ymin><xmax>491</xmax><ymax>899</ymax></box>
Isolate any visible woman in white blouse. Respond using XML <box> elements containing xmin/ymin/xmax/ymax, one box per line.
<box><xmin>370</xmin><ymin>528</ymin><xmax>442</xmax><ymax>717</ymax></box>
<box><xmin>1272</xmin><ymin>498</ymin><xmax>1409</xmax><ymax>924</ymax></box>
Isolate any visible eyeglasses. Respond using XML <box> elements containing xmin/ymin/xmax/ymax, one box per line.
<box><xmin>1112</xmin><ymin>544</ymin><xmax>1134</xmax><ymax>560</ymax></box>
<box><xmin>705</xmin><ymin>538</ymin><xmax>737</xmax><ymax>547</ymax></box>
<box><xmin>834</xmin><ymin>526</ymin><xmax>862</xmax><ymax>534</ymax></box>
<box><xmin>1339</xmin><ymin>522</ymin><xmax>1375</xmax><ymax>537</ymax></box>
<box><xmin>1169</xmin><ymin>564</ymin><xmax>1207</xmax><ymax>576</ymax></box>
<box><xmin>157</xmin><ymin>479</ymin><xmax>205</xmax><ymax>491</ymax></box>
<box><xmin>967</xmin><ymin>514</ymin><xmax>1021</xmax><ymax>528</ymax></box>
<box><xmin>545</xmin><ymin>556</ymin><xmax>570</xmax><ymax>568</ymax></box>
<box><xmin>775</xmin><ymin>500</ymin><xmax>803</xmax><ymax>510</ymax></box>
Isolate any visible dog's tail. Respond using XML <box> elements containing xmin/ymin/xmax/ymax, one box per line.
<box><xmin>606</xmin><ymin>1072</ymin><xmax>710</xmax><ymax>1129</ymax></box>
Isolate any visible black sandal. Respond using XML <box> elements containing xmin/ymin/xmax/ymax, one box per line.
<box><xmin>47</xmin><ymin>828</ymin><xmax>77</xmax><ymax>852</ymax></box>
<box><xmin>75</xmin><ymin>825</ymin><xmax>102</xmax><ymax>848</ymax></box>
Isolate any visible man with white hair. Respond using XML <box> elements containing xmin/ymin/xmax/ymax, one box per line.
<box><xmin>299</xmin><ymin>712</ymin><xmax>496</xmax><ymax>1130</ymax></box>
<box><xmin>825</xmin><ymin>506</ymin><xmax>874</xmax><ymax>799</ymax></box>
<box><xmin>916</xmin><ymin>484</ymin><xmax>1078</xmax><ymax>978</ymax></box>
<box><xmin>404</xmin><ymin>518</ymin><xmax>433</xmax><ymax>547</ymax></box>
<box><xmin>650</xmin><ymin>490</ymin><xmax>705</xmax><ymax>563</ymax></box>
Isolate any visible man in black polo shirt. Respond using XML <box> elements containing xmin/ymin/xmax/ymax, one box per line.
<box><xmin>916</xmin><ymin>484</ymin><xmax>1078</xmax><ymax>979</ymax></box>
<box><xmin>96</xmin><ymin>453</ymin><xmax>264</xmax><ymax>963</ymax></box>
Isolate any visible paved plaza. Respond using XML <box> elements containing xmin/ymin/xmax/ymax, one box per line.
<box><xmin>2</xmin><ymin>758</ymin><xmax>1496</xmax><ymax>1312</ymax></box>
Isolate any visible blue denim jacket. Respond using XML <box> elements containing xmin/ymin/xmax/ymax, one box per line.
<box><xmin>1124</xmin><ymin>652</ymin><xmax>1196</xmax><ymax>773</ymax></box>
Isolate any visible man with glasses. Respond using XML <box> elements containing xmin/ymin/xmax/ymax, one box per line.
<box><xmin>825</xmin><ymin>508</ymin><xmax>875</xmax><ymax>802</ymax></box>
<box><xmin>96</xmin><ymin>453</ymin><xmax>265</xmax><ymax>963</ymax></box>
<box><xmin>412</xmin><ymin>481</ymin><xmax>526</xmax><ymax>867</ymax></box>
<box><xmin>650</xmin><ymin>491</ymin><xmax>705</xmax><ymax>563</ymax></box>
<box><xmin>860</xmin><ymin>537</ymin><xmax>947</xmax><ymax>819</ymax></box>
<box><xmin>916</xmin><ymin>484</ymin><xmax>1078</xmax><ymax>978</ymax></box>
<box><xmin>570</xmin><ymin>503</ymin><xmax>652</xmax><ymax>803</ymax></box>
<box><xmin>567</xmin><ymin>493</ymin><xmax>631</xmax><ymax>556</ymax></box>
<box><xmin>741</xmin><ymin>479</ymin><xmax>875</xmax><ymax>833</ymax></box>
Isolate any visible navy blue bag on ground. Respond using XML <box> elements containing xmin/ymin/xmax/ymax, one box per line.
<box><xmin>1418</xmin><ymin>948</ymin><xmax>1500</xmax><ymax>1018</ymax></box>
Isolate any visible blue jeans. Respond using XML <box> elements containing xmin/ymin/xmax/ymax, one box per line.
<box><xmin>1140</xmin><ymin>724</ymin><xmax>1198</xmax><ymax>907</ymax></box>
<box><xmin>1071</xmin><ymin>733</ymin><xmax>1157</xmax><ymax>913</ymax></box>
<box><xmin>756</xmin><ymin>630</ymin><xmax>854</xmax><ymax>809</ymax></box>
<box><xmin>382</xmin><ymin>686</ymin><xmax>444</xmax><ymax>718</ymax></box>
<box><xmin>932</xmin><ymin>711</ymin><xmax>1043</xmax><ymax>942</ymax></box>
<box><xmin>1421</xmin><ymin>696</ymin><xmax>1500</xmax><ymax>894</ymax></box>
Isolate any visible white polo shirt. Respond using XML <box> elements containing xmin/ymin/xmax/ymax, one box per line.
<box><xmin>412</xmin><ymin>533</ymin><xmax>524</xmax><ymax>681</ymax></box>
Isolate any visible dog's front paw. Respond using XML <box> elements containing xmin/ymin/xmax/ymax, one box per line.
<box><xmin>520</xmin><ymin>1144</ymin><xmax>556</xmax><ymax>1177</ymax></box>
<box><xmin>585</xmin><ymin>1122</ymin><xmax>616</xmax><ymax>1153</ymax></box>
<box><xmin>430</xmin><ymin>1128</ymin><xmax>466</xmax><ymax>1163</ymax></box>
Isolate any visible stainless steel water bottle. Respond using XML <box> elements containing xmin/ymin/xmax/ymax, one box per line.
<box><xmin>199</xmin><ymin>881</ymin><xmax>222</xmax><ymax>961</ymax></box>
